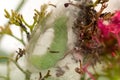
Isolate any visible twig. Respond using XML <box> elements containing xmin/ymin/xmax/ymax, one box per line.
<box><xmin>39</xmin><ymin>70</ymin><xmax>51</xmax><ymax>80</ymax></box>
<box><xmin>10</xmin><ymin>34</ymin><xmax>25</xmax><ymax>45</ymax></box>
<box><xmin>0</xmin><ymin>56</ymin><xmax>31</xmax><ymax>80</ymax></box>
<box><xmin>15</xmin><ymin>48</ymin><xmax>25</xmax><ymax>62</ymax></box>
<box><xmin>6</xmin><ymin>59</ymin><xmax>10</xmax><ymax>80</ymax></box>
<box><xmin>0</xmin><ymin>76</ymin><xmax>7</xmax><ymax>79</ymax></box>
<box><xmin>15</xmin><ymin>0</ymin><xmax>27</xmax><ymax>12</ymax></box>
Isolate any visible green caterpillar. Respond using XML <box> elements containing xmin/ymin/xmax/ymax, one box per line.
<box><xmin>28</xmin><ymin>16</ymin><xmax>68</xmax><ymax>70</ymax></box>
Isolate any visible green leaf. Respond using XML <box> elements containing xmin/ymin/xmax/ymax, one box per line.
<box><xmin>0</xmin><ymin>49</ymin><xmax>8</xmax><ymax>63</ymax></box>
<box><xmin>29</xmin><ymin>16</ymin><xmax>68</xmax><ymax>69</ymax></box>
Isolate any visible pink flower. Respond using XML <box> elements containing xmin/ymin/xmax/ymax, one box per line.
<box><xmin>111</xmin><ymin>11</ymin><xmax>120</xmax><ymax>24</ymax></box>
<box><xmin>97</xmin><ymin>10</ymin><xmax>120</xmax><ymax>48</ymax></box>
<box><xmin>111</xmin><ymin>52</ymin><xmax>116</xmax><ymax>57</ymax></box>
<box><xmin>97</xmin><ymin>19</ymin><xmax>109</xmax><ymax>38</ymax></box>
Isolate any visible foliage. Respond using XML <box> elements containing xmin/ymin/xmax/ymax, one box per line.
<box><xmin>0</xmin><ymin>0</ymin><xmax>120</xmax><ymax>80</ymax></box>
<box><xmin>0</xmin><ymin>3</ymin><xmax>52</xmax><ymax>80</ymax></box>
<box><xmin>65</xmin><ymin>0</ymin><xmax>120</xmax><ymax>80</ymax></box>
<box><xmin>29</xmin><ymin>16</ymin><xmax>68</xmax><ymax>69</ymax></box>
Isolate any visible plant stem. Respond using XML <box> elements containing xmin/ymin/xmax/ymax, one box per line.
<box><xmin>21</xmin><ymin>16</ymin><xmax>36</xmax><ymax>32</ymax></box>
<box><xmin>10</xmin><ymin>34</ymin><xmax>25</xmax><ymax>46</ymax></box>
<box><xmin>0</xmin><ymin>56</ymin><xmax>31</xmax><ymax>80</ymax></box>
<box><xmin>0</xmin><ymin>76</ymin><xmax>7</xmax><ymax>79</ymax></box>
<box><xmin>6</xmin><ymin>60</ymin><xmax>10</xmax><ymax>80</ymax></box>
<box><xmin>21</xmin><ymin>17</ymin><xmax>32</xmax><ymax>28</ymax></box>
<box><xmin>15</xmin><ymin>0</ymin><xmax>27</xmax><ymax>12</ymax></box>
